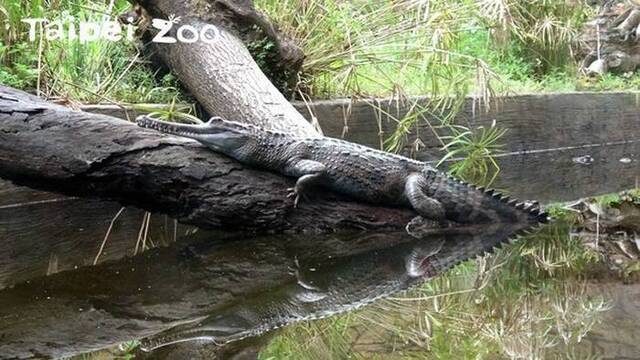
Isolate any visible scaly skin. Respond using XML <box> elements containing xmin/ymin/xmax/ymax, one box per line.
<box><xmin>136</xmin><ymin>115</ymin><xmax>548</xmax><ymax>226</ymax></box>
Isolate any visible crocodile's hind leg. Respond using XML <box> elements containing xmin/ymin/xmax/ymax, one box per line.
<box><xmin>405</xmin><ymin>238</ymin><xmax>444</xmax><ymax>276</ymax></box>
<box><xmin>405</xmin><ymin>173</ymin><xmax>446</xmax><ymax>221</ymax></box>
<box><xmin>404</xmin><ymin>174</ymin><xmax>451</xmax><ymax>238</ymax></box>
<box><xmin>284</xmin><ymin>159</ymin><xmax>326</xmax><ymax>207</ymax></box>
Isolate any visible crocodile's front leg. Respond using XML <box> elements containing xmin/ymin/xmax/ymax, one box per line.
<box><xmin>284</xmin><ymin>159</ymin><xmax>326</xmax><ymax>207</ymax></box>
<box><xmin>404</xmin><ymin>173</ymin><xmax>446</xmax><ymax>222</ymax></box>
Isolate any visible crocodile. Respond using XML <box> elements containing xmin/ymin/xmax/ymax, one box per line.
<box><xmin>136</xmin><ymin>115</ymin><xmax>548</xmax><ymax>227</ymax></box>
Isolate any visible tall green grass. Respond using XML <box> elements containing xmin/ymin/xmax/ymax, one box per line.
<box><xmin>0</xmin><ymin>0</ymin><xmax>184</xmax><ymax>104</ymax></box>
<box><xmin>255</xmin><ymin>0</ymin><xmax>496</xmax><ymax>100</ymax></box>
<box><xmin>477</xmin><ymin>0</ymin><xmax>593</xmax><ymax>75</ymax></box>
<box><xmin>252</xmin><ymin>0</ymin><xmax>604</xmax><ymax>98</ymax></box>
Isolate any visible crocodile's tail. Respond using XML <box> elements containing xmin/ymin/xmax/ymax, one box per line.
<box><xmin>423</xmin><ymin>169</ymin><xmax>549</xmax><ymax>225</ymax></box>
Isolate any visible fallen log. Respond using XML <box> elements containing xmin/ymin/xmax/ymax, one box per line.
<box><xmin>0</xmin><ymin>85</ymin><xmax>413</xmax><ymax>233</ymax></box>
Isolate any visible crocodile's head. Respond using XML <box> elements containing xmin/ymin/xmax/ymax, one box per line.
<box><xmin>136</xmin><ymin>115</ymin><xmax>254</xmax><ymax>153</ymax></box>
<box><xmin>197</xmin><ymin>117</ymin><xmax>255</xmax><ymax>152</ymax></box>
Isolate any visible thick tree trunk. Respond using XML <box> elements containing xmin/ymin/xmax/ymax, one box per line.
<box><xmin>0</xmin><ymin>86</ymin><xmax>413</xmax><ymax>233</ymax></box>
<box><xmin>133</xmin><ymin>0</ymin><xmax>319</xmax><ymax>137</ymax></box>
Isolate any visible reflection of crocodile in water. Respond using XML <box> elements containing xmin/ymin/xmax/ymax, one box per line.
<box><xmin>136</xmin><ymin>115</ymin><xmax>548</xmax><ymax>227</ymax></box>
<box><xmin>140</xmin><ymin>222</ymin><xmax>538</xmax><ymax>354</ymax></box>
<box><xmin>0</xmin><ymin>222</ymin><xmax>540</xmax><ymax>358</ymax></box>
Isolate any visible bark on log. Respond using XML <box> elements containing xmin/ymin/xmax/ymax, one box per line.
<box><xmin>132</xmin><ymin>0</ymin><xmax>320</xmax><ymax>137</ymax></box>
<box><xmin>0</xmin><ymin>86</ymin><xmax>413</xmax><ymax>233</ymax></box>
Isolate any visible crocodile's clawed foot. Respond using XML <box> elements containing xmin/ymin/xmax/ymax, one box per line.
<box><xmin>287</xmin><ymin>187</ymin><xmax>310</xmax><ymax>208</ymax></box>
<box><xmin>287</xmin><ymin>187</ymin><xmax>300</xmax><ymax>208</ymax></box>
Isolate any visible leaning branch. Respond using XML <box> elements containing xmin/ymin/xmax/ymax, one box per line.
<box><xmin>0</xmin><ymin>86</ymin><xmax>413</xmax><ymax>233</ymax></box>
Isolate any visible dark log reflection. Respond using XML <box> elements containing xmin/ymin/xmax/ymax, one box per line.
<box><xmin>0</xmin><ymin>221</ymin><xmax>536</xmax><ymax>359</ymax></box>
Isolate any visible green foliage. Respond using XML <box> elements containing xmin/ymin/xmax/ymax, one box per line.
<box><xmin>65</xmin><ymin>340</ymin><xmax>140</xmax><ymax>360</ymax></box>
<box><xmin>255</xmin><ymin>0</ymin><xmax>497</xmax><ymax>99</ymax></box>
<box><xmin>477</xmin><ymin>0</ymin><xmax>593</xmax><ymax>74</ymax></box>
<box><xmin>0</xmin><ymin>0</ymin><xmax>185</xmax><ymax>104</ymax></box>
<box><xmin>438</xmin><ymin>122</ymin><xmax>507</xmax><ymax>186</ymax></box>
<box><xmin>0</xmin><ymin>42</ymin><xmax>38</xmax><ymax>88</ymax></box>
<box><xmin>546</xmin><ymin>203</ymin><xmax>574</xmax><ymax>220</ymax></box>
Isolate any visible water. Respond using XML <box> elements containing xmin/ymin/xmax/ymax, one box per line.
<box><xmin>581</xmin><ymin>282</ymin><xmax>640</xmax><ymax>358</ymax></box>
<box><xmin>0</xmin><ymin>223</ymin><xmax>532</xmax><ymax>359</ymax></box>
<box><xmin>0</xmin><ymin>141</ymin><xmax>637</xmax><ymax>358</ymax></box>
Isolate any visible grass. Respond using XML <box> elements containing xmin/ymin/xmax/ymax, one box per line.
<box><xmin>65</xmin><ymin>340</ymin><xmax>139</xmax><ymax>360</ymax></box>
<box><xmin>253</xmin><ymin>0</ymin><xmax>640</xmax><ymax>98</ymax></box>
<box><xmin>255</xmin><ymin>0</ymin><xmax>498</xmax><ymax>103</ymax></box>
<box><xmin>437</xmin><ymin>121</ymin><xmax>507</xmax><ymax>186</ymax></box>
<box><xmin>0</xmin><ymin>0</ymin><xmax>188</xmax><ymax>104</ymax></box>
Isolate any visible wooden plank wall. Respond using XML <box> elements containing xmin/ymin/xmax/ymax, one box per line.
<box><xmin>81</xmin><ymin>92</ymin><xmax>640</xmax><ymax>201</ymax></box>
<box><xmin>294</xmin><ymin>93</ymin><xmax>640</xmax><ymax>153</ymax></box>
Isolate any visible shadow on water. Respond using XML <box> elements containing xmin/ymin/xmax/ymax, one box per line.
<box><xmin>0</xmin><ymin>221</ymin><xmax>533</xmax><ymax>359</ymax></box>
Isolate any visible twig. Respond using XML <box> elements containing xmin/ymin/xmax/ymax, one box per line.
<box><xmin>94</xmin><ymin>207</ymin><xmax>126</xmax><ymax>265</ymax></box>
<box><xmin>141</xmin><ymin>212</ymin><xmax>151</xmax><ymax>252</ymax></box>
<box><xmin>134</xmin><ymin>212</ymin><xmax>148</xmax><ymax>255</ymax></box>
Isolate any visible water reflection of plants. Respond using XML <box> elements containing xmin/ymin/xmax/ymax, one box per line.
<box><xmin>260</xmin><ymin>218</ymin><xmax>609</xmax><ymax>359</ymax></box>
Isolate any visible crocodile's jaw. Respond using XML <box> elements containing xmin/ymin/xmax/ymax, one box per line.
<box><xmin>136</xmin><ymin>116</ymin><xmax>250</xmax><ymax>154</ymax></box>
<box><xmin>197</xmin><ymin>132</ymin><xmax>248</xmax><ymax>153</ymax></box>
